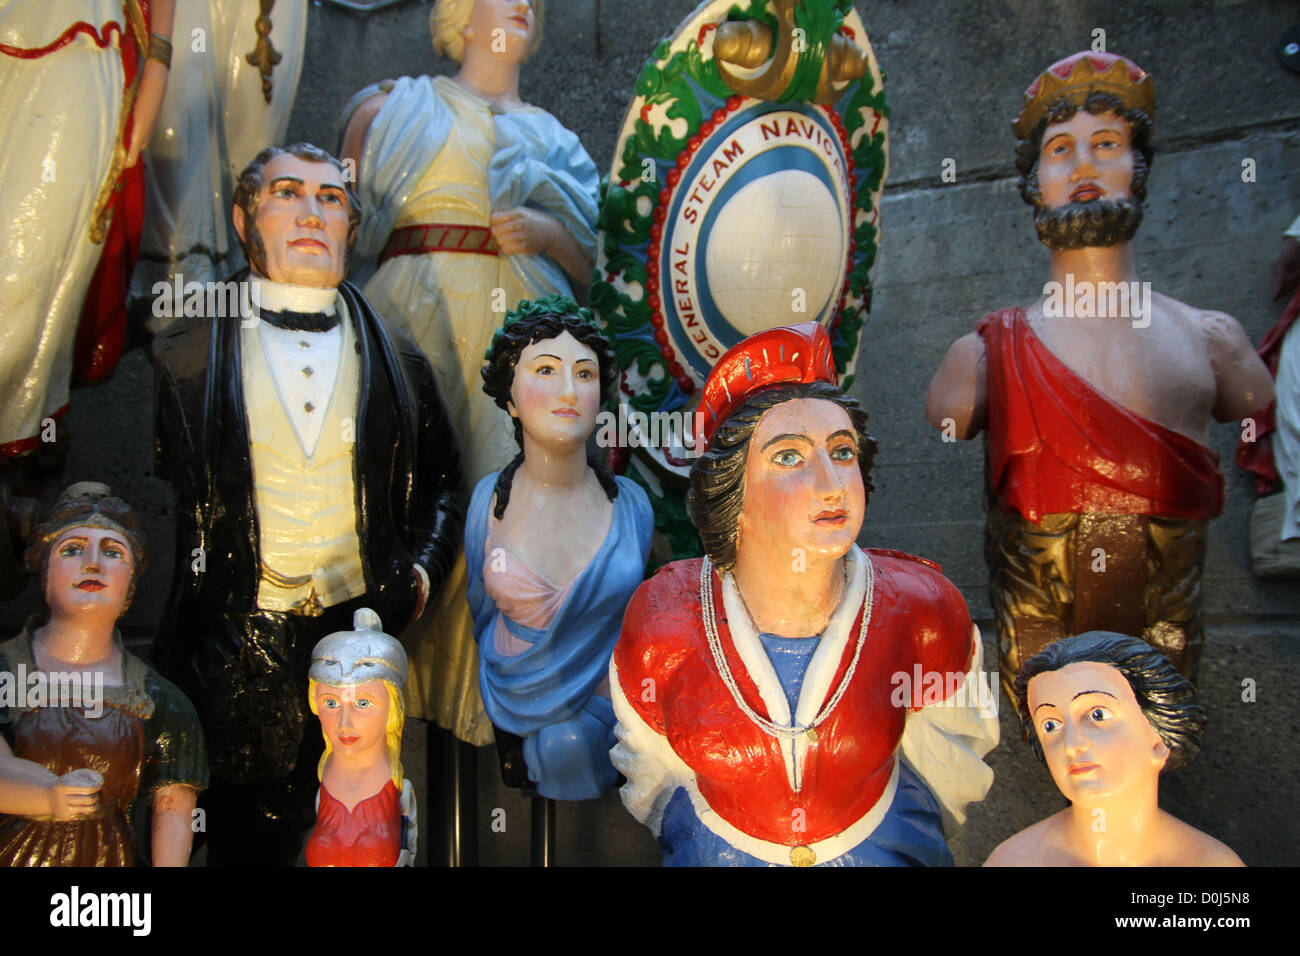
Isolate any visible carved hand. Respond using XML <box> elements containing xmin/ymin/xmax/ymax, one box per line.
<box><xmin>491</xmin><ymin>207</ymin><xmax>593</xmax><ymax>285</ymax></box>
<box><xmin>47</xmin><ymin>768</ymin><xmax>103</xmax><ymax>821</ymax></box>
<box><xmin>490</xmin><ymin>207</ymin><xmax>561</xmax><ymax>257</ymax></box>
<box><xmin>411</xmin><ymin>563</ymin><xmax>430</xmax><ymax>624</ymax></box>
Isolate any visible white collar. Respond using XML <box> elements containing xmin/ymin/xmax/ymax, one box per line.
<box><xmin>719</xmin><ymin>546</ymin><xmax>871</xmax><ymax>792</ymax></box>
<box><xmin>250</xmin><ymin>277</ymin><xmax>339</xmax><ymax>315</ymax></box>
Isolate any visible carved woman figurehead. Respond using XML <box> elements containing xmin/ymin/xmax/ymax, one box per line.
<box><xmin>308</xmin><ymin>609</ymin><xmax>408</xmax><ymax>791</ymax></box>
<box><xmin>430</xmin><ymin>0</ymin><xmax>544</xmax><ymax>65</ymax></box>
<box><xmin>480</xmin><ymin>293</ymin><xmax>620</xmax><ymax>519</ymax></box>
<box><xmin>687</xmin><ymin>322</ymin><xmax>877</xmax><ymax>575</ymax></box>
<box><xmin>24</xmin><ymin>481</ymin><xmax>148</xmax><ymax>623</ymax></box>
<box><xmin>305</xmin><ymin>610</ymin><xmax>416</xmax><ymax>867</ymax></box>
<box><xmin>1015</xmin><ymin>630</ymin><xmax>1206</xmax><ymax>793</ymax></box>
<box><xmin>984</xmin><ymin>629</ymin><xmax>1243</xmax><ymax>865</ymax></box>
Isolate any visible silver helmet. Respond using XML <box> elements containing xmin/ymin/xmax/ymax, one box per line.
<box><xmin>308</xmin><ymin>608</ymin><xmax>408</xmax><ymax>689</ymax></box>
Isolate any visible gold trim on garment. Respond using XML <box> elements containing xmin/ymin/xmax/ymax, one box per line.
<box><xmin>259</xmin><ymin>562</ymin><xmax>325</xmax><ymax>617</ymax></box>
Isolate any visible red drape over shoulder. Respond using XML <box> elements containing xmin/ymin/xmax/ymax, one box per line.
<box><xmin>978</xmin><ymin>307</ymin><xmax>1223</xmax><ymax>523</ymax></box>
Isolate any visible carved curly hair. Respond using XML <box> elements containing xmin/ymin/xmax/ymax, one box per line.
<box><xmin>1015</xmin><ymin>91</ymin><xmax>1154</xmax><ymax>208</ymax></box>
<box><xmin>480</xmin><ymin>294</ymin><xmax>620</xmax><ymax>520</ymax></box>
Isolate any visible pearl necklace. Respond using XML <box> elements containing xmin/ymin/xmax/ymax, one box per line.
<box><xmin>699</xmin><ymin>554</ymin><xmax>873</xmax><ymax>744</ymax></box>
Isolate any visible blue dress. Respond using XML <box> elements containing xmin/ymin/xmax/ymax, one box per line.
<box><xmin>466</xmin><ymin>473</ymin><xmax>653</xmax><ymax>800</ymax></box>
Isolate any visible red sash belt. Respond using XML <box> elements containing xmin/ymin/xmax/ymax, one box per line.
<box><xmin>978</xmin><ymin>307</ymin><xmax>1223</xmax><ymax>522</ymax></box>
<box><xmin>380</xmin><ymin>223</ymin><xmax>499</xmax><ymax>263</ymax></box>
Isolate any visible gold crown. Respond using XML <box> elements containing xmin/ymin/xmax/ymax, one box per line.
<box><xmin>1012</xmin><ymin>52</ymin><xmax>1154</xmax><ymax>140</ymax></box>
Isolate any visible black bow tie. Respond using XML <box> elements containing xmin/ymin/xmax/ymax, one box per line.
<box><xmin>258</xmin><ymin>308</ymin><xmax>340</xmax><ymax>333</ymax></box>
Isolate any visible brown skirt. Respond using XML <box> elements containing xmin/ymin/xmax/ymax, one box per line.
<box><xmin>0</xmin><ymin>703</ymin><xmax>145</xmax><ymax>867</ymax></box>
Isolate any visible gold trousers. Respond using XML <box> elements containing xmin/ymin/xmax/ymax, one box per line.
<box><xmin>985</xmin><ymin>494</ymin><xmax>1207</xmax><ymax>706</ymax></box>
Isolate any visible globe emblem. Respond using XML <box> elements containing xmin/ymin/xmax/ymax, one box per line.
<box><xmin>703</xmin><ymin>169</ymin><xmax>846</xmax><ymax>336</ymax></box>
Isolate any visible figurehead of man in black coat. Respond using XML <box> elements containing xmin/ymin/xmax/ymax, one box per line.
<box><xmin>151</xmin><ymin>143</ymin><xmax>463</xmax><ymax>865</ymax></box>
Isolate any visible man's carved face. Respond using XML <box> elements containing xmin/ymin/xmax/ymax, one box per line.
<box><xmin>1037</xmin><ymin>110</ymin><xmax>1134</xmax><ymax>210</ymax></box>
<box><xmin>233</xmin><ymin>153</ymin><xmax>351</xmax><ymax>288</ymax></box>
<box><xmin>1029</xmin><ymin>107</ymin><xmax>1144</xmax><ymax>251</ymax></box>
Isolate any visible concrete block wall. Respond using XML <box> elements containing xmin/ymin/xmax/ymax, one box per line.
<box><xmin>12</xmin><ymin>0</ymin><xmax>1294</xmax><ymax>635</ymax></box>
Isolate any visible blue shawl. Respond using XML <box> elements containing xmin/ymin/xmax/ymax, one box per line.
<box><xmin>466</xmin><ymin>472</ymin><xmax>652</xmax><ymax>800</ymax></box>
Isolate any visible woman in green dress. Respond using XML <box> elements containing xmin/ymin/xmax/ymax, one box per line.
<box><xmin>0</xmin><ymin>482</ymin><xmax>207</xmax><ymax>866</ymax></box>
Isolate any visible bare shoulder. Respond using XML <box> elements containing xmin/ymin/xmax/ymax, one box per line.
<box><xmin>984</xmin><ymin>812</ymin><xmax>1071</xmax><ymax>867</ymax></box>
<box><xmin>1152</xmin><ymin>291</ymin><xmax>1250</xmax><ymax>347</ymax></box>
<box><xmin>1165</xmin><ymin>815</ymin><xmax>1246</xmax><ymax>867</ymax></box>
<box><xmin>1152</xmin><ymin>292</ymin><xmax>1274</xmax><ymax>419</ymax></box>
<box><xmin>340</xmin><ymin>92</ymin><xmax>390</xmax><ymax>169</ymax></box>
<box><xmin>945</xmin><ymin>329</ymin><xmax>987</xmax><ymax>362</ymax></box>
<box><xmin>348</xmin><ymin>90</ymin><xmax>390</xmax><ymax>130</ymax></box>
<box><xmin>924</xmin><ymin>330</ymin><xmax>988</xmax><ymax>435</ymax></box>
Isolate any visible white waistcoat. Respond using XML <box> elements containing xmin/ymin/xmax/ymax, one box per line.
<box><xmin>242</xmin><ymin>309</ymin><xmax>366</xmax><ymax>613</ymax></box>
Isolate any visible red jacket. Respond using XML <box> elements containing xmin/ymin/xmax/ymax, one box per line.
<box><xmin>613</xmin><ymin>549</ymin><xmax>973</xmax><ymax>846</ymax></box>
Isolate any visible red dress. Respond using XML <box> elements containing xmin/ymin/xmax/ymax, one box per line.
<box><xmin>305</xmin><ymin>779</ymin><xmax>402</xmax><ymax>867</ymax></box>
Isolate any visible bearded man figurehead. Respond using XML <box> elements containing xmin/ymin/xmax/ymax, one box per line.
<box><xmin>1013</xmin><ymin>52</ymin><xmax>1155</xmax><ymax>251</ymax></box>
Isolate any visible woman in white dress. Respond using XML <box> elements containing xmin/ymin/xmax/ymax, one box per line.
<box><xmin>0</xmin><ymin>0</ymin><xmax>172</xmax><ymax>471</ymax></box>
<box><xmin>340</xmin><ymin>0</ymin><xmax>599</xmax><ymax>745</ymax></box>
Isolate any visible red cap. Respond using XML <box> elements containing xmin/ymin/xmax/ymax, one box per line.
<box><xmin>698</xmin><ymin>322</ymin><xmax>838</xmax><ymax>450</ymax></box>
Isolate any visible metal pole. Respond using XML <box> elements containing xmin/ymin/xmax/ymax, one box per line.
<box><xmin>457</xmin><ymin>737</ymin><xmax>479</xmax><ymax>866</ymax></box>
<box><xmin>427</xmin><ymin>722</ymin><xmax>453</xmax><ymax>866</ymax></box>
<box><xmin>530</xmin><ymin>796</ymin><xmax>555</xmax><ymax>867</ymax></box>
<box><xmin>428</xmin><ymin>724</ymin><xmax>477</xmax><ymax>866</ymax></box>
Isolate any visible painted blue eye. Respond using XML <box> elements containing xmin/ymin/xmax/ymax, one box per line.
<box><xmin>1040</xmin><ymin>718</ymin><xmax>1061</xmax><ymax>734</ymax></box>
<box><xmin>1088</xmin><ymin>706</ymin><xmax>1112</xmax><ymax>722</ymax></box>
<box><xmin>829</xmin><ymin>445</ymin><xmax>856</xmax><ymax>462</ymax></box>
<box><xmin>356</xmin><ymin>698</ymin><xmax>372</xmax><ymax>709</ymax></box>
<box><xmin>772</xmin><ymin>449</ymin><xmax>804</xmax><ymax>467</ymax></box>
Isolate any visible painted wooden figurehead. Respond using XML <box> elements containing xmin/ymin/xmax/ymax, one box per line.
<box><xmin>306</xmin><ymin>609</ymin><xmax>416</xmax><ymax>867</ymax></box>
<box><xmin>468</xmin><ymin>295</ymin><xmax>652</xmax><ymax>810</ymax></box>
<box><xmin>986</xmin><ymin>631</ymin><xmax>1243</xmax><ymax>867</ymax></box>
<box><xmin>0</xmin><ymin>482</ymin><xmax>207</xmax><ymax>867</ymax></box>
<box><xmin>611</xmin><ymin>322</ymin><xmax>997</xmax><ymax>867</ymax></box>
<box><xmin>924</xmin><ymin>51</ymin><xmax>1274</xmax><ymax>699</ymax></box>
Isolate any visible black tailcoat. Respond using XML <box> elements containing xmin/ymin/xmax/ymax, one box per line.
<box><xmin>151</xmin><ymin>272</ymin><xmax>462</xmax><ymax>783</ymax></box>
